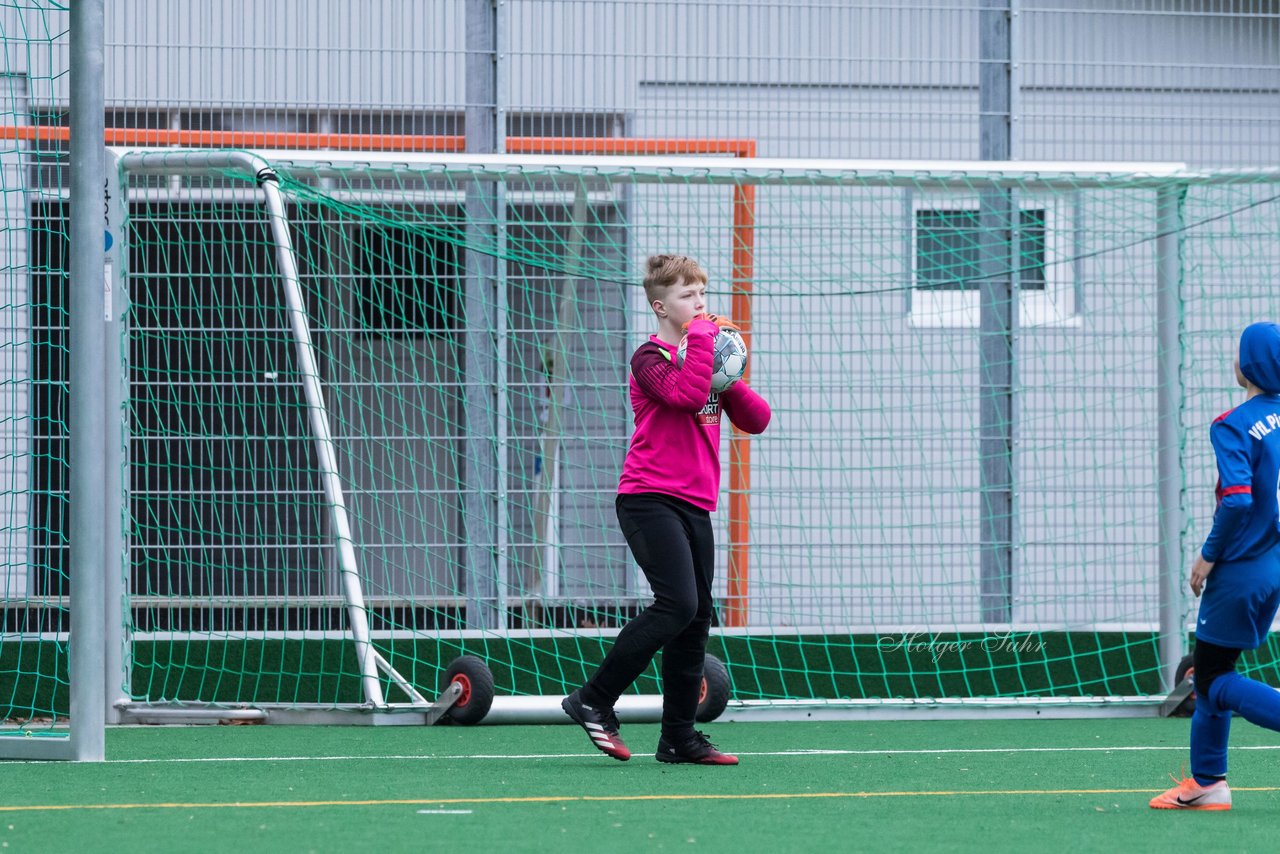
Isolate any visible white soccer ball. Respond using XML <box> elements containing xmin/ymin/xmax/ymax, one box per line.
<box><xmin>678</xmin><ymin>328</ymin><xmax>748</xmax><ymax>394</ymax></box>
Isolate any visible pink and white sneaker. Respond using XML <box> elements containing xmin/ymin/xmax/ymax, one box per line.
<box><xmin>1149</xmin><ymin>775</ymin><xmax>1232</xmax><ymax>811</ymax></box>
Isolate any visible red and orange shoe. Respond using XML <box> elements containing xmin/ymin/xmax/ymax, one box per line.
<box><xmin>655</xmin><ymin>730</ymin><xmax>739</xmax><ymax>766</ymax></box>
<box><xmin>1149</xmin><ymin>774</ymin><xmax>1232</xmax><ymax>811</ymax></box>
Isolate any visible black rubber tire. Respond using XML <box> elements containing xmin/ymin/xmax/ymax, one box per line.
<box><xmin>1172</xmin><ymin>652</ymin><xmax>1196</xmax><ymax>717</ymax></box>
<box><xmin>442</xmin><ymin>655</ymin><xmax>495</xmax><ymax>725</ymax></box>
<box><xmin>695</xmin><ymin>654</ymin><xmax>732</xmax><ymax>723</ymax></box>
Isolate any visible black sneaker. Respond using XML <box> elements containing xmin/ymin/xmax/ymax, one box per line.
<box><xmin>655</xmin><ymin>730</ymin><xmax>739</xmax><ymax>765</ymax></box>
<box><xmin>561</xmin><ymin>689</ymin><xmax>630</xmax><ymax>761</ymax></box>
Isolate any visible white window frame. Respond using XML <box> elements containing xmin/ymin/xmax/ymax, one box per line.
<box><xmin>908</xmin><ymin>193</ymin><xmax>1078</xmax><ymax>329</ymax></box>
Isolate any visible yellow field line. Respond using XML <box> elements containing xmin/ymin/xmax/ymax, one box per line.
<box><xmin>4</xmin><ymin>787</ymin><xmax>1279</xmax><ymax>813</ymax></box>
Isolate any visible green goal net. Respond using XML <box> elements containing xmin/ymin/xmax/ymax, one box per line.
<box><xmin>13</xmin><ymin>148</ymin><xmax>1280</xmax><ymax>726</ymax></box>
<box><xmin>0</xmin><ymin>0</ymin><xmax>78</xmax><ymax>754</ymax></box>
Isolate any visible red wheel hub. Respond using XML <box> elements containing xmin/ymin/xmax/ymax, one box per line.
<box><xmin>452</xmin><ymin>673</ymin><xmax>473</xmax><ymax>707</ymax></box>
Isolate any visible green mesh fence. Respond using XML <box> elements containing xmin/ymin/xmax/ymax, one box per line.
<box><xmin>11</xmin><ymin>150</ymin><xmax>1280</xmax><ymax>720</ymax></box>
<box><xmin>1182</xmin><ymin>177</ymin><xmax>1280</xmax><ymax>691</ymax></box>
<box><xmin>0</xmin><ymin>2</ymin><xmax>70</xmax><ymax>741</ymax></box>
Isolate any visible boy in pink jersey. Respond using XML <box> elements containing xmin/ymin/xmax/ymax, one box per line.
<box><xmin>561</xmin><ymin>254</ymin><xmax>771</xmax><ymax>764</ymax></box>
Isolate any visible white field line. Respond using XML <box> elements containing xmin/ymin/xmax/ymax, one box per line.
<box><xmin>7</xmin><ymin>744</ymin><xmax>1280</xmax><ymax>766</ymax></box>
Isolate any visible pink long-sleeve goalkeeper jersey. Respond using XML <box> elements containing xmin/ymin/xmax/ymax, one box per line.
<box><xmin>617</xmin><ymin>326</ymin><xmax>771</xmax><ymax>512</ymax></box>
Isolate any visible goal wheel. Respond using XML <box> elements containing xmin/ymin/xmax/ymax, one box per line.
<box><xmin>442</xmin><ymin>655</ymin><xmax>495</xmax><ymax>725</ymax></box>
<box><xmin>1172</xmin><ymin>653</ymin><xmax>1196</xmax><ymax>717</ymax></box>
<box><xmin>695</xmin><ymin>654</ymin><xmax>731</xmax><ymax>723</ymax></box>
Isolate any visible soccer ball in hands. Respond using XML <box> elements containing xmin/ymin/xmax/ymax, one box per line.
<box><xmin>678</xmin><ymin>328</ymin><xmax>748</xmax><ymax>394</ymax></box>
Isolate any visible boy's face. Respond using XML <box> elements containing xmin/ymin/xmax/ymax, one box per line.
<box><xmin>1235</xmin><ymin>358</ymin><xmax>1248</xmax><ymax>389</ymax></box>
<box><xmin>653</xmin><ymin>276</ymin><xmax>706</xmax><ymax>328</ymax></box>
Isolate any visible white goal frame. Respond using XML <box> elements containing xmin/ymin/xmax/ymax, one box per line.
<box><xmin>19</xmin><ymin>147</ymin><xmax>1244</xmax><ymax>739</ymax></box>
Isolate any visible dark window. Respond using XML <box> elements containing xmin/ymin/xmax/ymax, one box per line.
<box><xmin>125</xmin><ymin>202</ymin><xmax>328</xmax><ymax>598</ymax></box>
<box><xmin>28</xmin><ymin>200</ymin><xmax>469</xmax><ymax>601</ymax></box>
<box><xmin>350</xmin><ymin>222</ymin><xmax>461</xmax><ymax>336</ymax></box>
<box><xmin>506</xmin><ymin>112</ymin><xmax>625</xmax><ymax>139</ymax></box>
<box><xmin>916</xmin><ymin>208</ymin><xmax>1047</xmax><ymax>291</ymax></box>
<box><xmin>333</xmin><ymin>111</ymin><xmax>462</xmax><ymax>137</ymax></box>
<box><xmin>29</xmin><ymin>203</ymin><xmax>69</xmax><ymax>597</ymax></box>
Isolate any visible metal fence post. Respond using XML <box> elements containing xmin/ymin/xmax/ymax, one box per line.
<box><xmin>68</xmin><ymin>0</ymin><xmax>106</xmax><ymax>761</ymax></box>
<box><xmin>463</xmin><ymin>0</ymin><xmax>501</xmax><ymax>629</ymax></box>
<box><xmin>1156</xmin><ymin>183</ymin><xmax>1188</xmax><ymax>691</ymax></box>
<box><xmin>979</xmin><ymin>0</ymin><xmax>1016</xmax><ymax>623</ymax></box>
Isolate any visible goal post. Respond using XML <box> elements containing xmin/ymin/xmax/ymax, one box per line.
<box><xmin>0</xmin><ymin>0</ymin><xmax>107</xmax><ymax>761</ymax></box>
<box><xmin>118</xmin><ymin>148</ymin><xmax>1214</xmax><ymax>716</ymax></box>
<box><xmin>117</xmin><ymin>148</ymin><xmax>444</xmax><ymax>715</ymax></box>
<box><xmin>18</xmin><ymin>146</ymin><xmax>1280</xmax><ymax>731</ymax></box>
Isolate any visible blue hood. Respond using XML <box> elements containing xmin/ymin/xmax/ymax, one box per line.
<box><xmin>1239</xmin><ymin>322</ymin><xmax>1280</xmax><ymax>394</ymax></box>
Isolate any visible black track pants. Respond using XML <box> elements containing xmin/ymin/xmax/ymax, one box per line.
<box><xmin>582</xmin><ymin>493</ymin><xmax>715</xmax><ymax>736</ymax></box>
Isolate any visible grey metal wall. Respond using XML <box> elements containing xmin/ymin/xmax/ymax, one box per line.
<box><xmin>47</xmin><ymin>1</ymin><xmax>1272</xmax><ymax>166</ymax></box>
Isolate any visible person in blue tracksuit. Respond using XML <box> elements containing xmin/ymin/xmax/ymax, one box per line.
<box><xmin>1151</xmin><ymin>322</ymin><xmax>1280</xmax><ymax>811</ymax></box>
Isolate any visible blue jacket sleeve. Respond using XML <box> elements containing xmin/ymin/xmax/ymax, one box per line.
<box><xmin>1201</xmin><ymin>417</ymin><xmax>1254</xmax><ymax>562</ymax></box>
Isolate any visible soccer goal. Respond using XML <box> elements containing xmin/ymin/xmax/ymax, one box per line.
<box><xmin>10</xmin><ymin>147</ymin><xmax>1280</xmax><ymax>747</ymax></box>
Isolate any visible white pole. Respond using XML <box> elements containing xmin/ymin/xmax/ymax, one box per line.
<box><xmin>102</xmin><ymin>151</ymin><xmax>128</xmax><ymax>725</ymax></box>
<box><xmin>257</xmin><ymin>170</ymin><xmax>384</xmax><ymax>708</ymax></box>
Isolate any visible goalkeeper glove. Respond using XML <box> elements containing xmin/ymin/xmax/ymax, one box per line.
<box><xmin>682</xmin><ymin>313</ymin><xmax>742</xmax><ymax>333</ymax></box>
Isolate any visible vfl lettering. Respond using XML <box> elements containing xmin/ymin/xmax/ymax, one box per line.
<box><xmin>1247</xmin><ymin>413</ymin><xmax>1280</xmax><ymax>440</ymax></box>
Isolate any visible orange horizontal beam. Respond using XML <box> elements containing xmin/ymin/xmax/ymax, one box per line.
<box><xmin>0</xmin><ymin>125</ymin><xmax>755</xmax><ymax>157</ymax></box>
